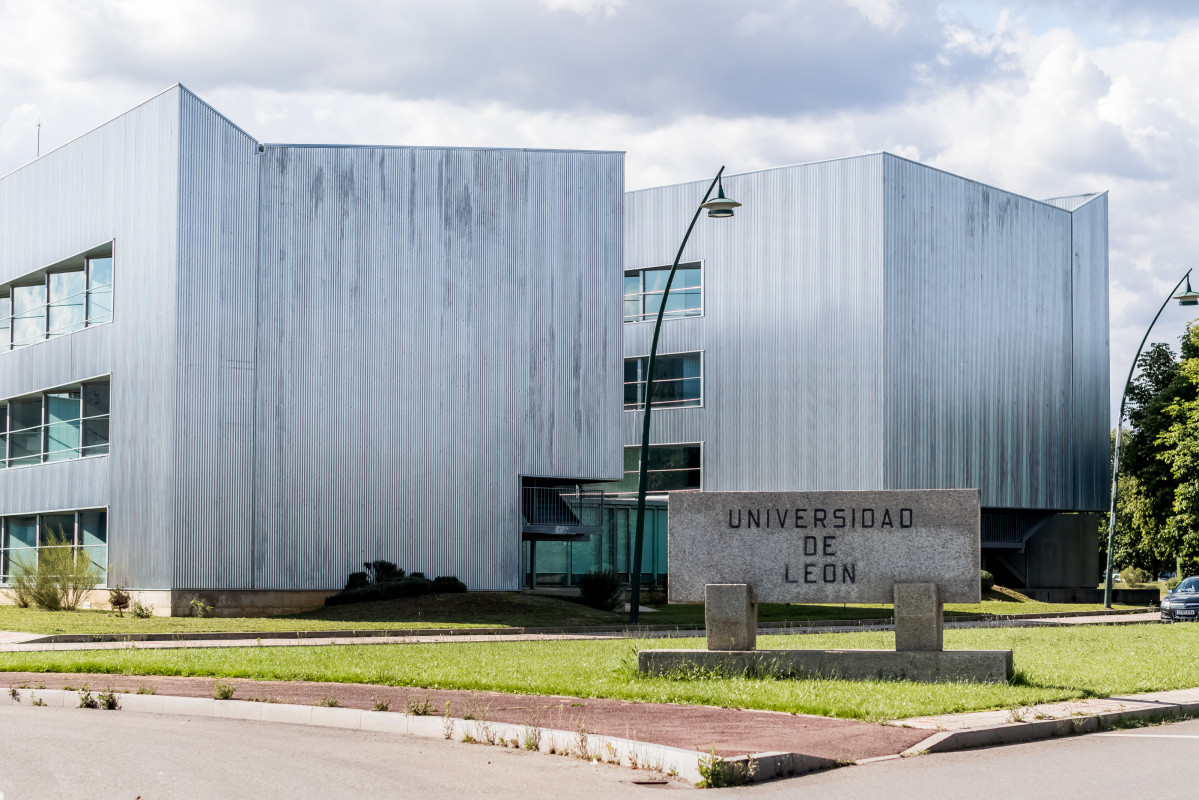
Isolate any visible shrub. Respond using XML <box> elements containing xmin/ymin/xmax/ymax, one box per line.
<box><xmin>108</xmin><ymin>585</ymin><xmax>131</xmax><ymax>616</ymax></box>
<box><xmin>5</xmin><ymin>527</ymin><xmax>102</xmax><ymax>611</ymax></box>
<box><xmin>432</xmin><ymin>575</ymin><xmax>468</xmax><ymax>594</ymax></box>
<box><xmin>213</xmin><ymin>680</ymin><xmax>235</xmax><ymax>700</ymax></box>
<box><xmin>980</xmin><ymin>570</ymin><xmax>995</xmax><ymax>593</ymax></box>
<box><xmin>325</xmin><ymin>575</ymin><xmax>435</xmax><ymax>606</ymax></box>
<box><xmin>1119</xmin><ymin>567</ymin><xmax>1151</xmax><ymax>587</ymax></box>
<box><xmin>577</xmin><ymin>570</ymin><xmax>623</xmax><ymax>611</ymax></box>
<box><xmin>189</xmin><ymin>597</ymin><xmax>214</xmax><ymax>618</ymax></box>
<box><xmin>131</xmin><ymin>601</ymin><xmax>154</xmax><ymax>618</ymax></box>
<box><xmin>1166</xmin><ymin>575</ymin><xmax>1183</xmax><ymax>592</ymax></box>
<box><xmin>364</xmin><ymin>560</ymin><xmax>404</xmax><ymax>583</ymax></box>
<box><xmin>344</xmin><ymin>571</ymin><xmax>370</xmax><ymax>591</ymax></box>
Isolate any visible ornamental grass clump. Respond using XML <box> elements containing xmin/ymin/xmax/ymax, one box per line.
<box><xmin>577</xmin><ymin>570</ymin><xmax>623</xmax><ymax>611</ymax></box>
<box><xmin>4</xmin><ymin>526</ymin><xmax>101</xmax><ymax>612</ymax></box>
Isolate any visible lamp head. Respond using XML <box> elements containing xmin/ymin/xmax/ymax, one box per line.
<box><xmin>700</xmin><ymin>177</ymin><xmax>741</xmax><ymax>218</ymax></box>
<box><xmin>1175</xmin><ymin>275</ymin><xmax>1199</xmax><ymax>306</ymax></box>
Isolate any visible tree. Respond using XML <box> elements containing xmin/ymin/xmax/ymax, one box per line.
<box><xmin>1156</xmin><ymin>321</ymin><xmax>1199</xmax><ymax>574</ymax></box>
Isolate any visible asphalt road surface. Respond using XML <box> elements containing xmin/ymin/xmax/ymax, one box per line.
<box><xmin>1</xmin><ymin>706</ymin><xmax>1196</xmax><ymax>798</ymax></box>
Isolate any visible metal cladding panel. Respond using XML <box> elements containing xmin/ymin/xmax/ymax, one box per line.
<box><xmin>253</xmin><ymin>146</ymin><xmax>623</xmax><ymax>591</ymax></box>
<box><xmin>882</xmin><ymin>155</ymin><xmax>1077</xmax><ymax>509</ymax></box>
<box><xmin>172</xmin><ymin>90</ymin><xmax>261</xmax><ymax>588</ymax></box>
<box><xmin>1069</xmin><ymin>194</ymin><xmax>1110</xmax><ymax>510</ymax></box>
<box><xmin>623</xmin><ymin>155</ymin><xmax>887</xmax><ymax>490</ymax></box>
<box><xmin>0</xmin><ymin>88</ymin><xmax>181</xmax><ymax>588</ymax></box>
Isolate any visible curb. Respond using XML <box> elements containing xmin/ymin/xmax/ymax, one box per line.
<box><xmin>0</xmin><ymin>687</ymin><xmax>742</xmax><ymax>785</ymax></box>
<box><xmin>900</xmin><ymin>700</ymin><xmax>1199</xmax><ymax>756</ymax></box>
<box><xmin>17</xmin><ymin>607</ymin><xmax>1155</xmax><ymax>645</ymax></box>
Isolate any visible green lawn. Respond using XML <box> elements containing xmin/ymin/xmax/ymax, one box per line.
<box><xmin>0</xmin><ymin>587</ymin><xmax>1149</xmax><ymax>637</ymax></box>
<box><xmin>2</xmin><ymin>624</ymin><xmax>1194</xmax><ymax>721</ymax></box>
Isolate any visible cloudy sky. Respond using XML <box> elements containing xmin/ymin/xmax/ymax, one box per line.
<box><xmin>1</xmin><ymin>0</ymin><xmax>1196</xmax><ymax>418</ymax></box>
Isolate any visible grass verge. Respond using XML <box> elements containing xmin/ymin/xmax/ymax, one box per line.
<box><xmin>0</xmin><ymin>588</ymin><xmax>1146</xmax><ymax>636</ymax></box>
<box><xmin>1</xmin><ymin>624</ymin><xmax>1194</xmax><ymax>721</ymax></box>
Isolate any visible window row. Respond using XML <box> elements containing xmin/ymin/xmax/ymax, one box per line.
<box><xmin>0</xmin><ymin>379</ymin><xmax>110</xmax><ymax>469</ymax></box>
<box><xmin>624</xmin><ymin>262</ymin><xmax>702</xmax><ymax>323</ymax></box>
<box><xmin>0</xmin><ymin>249</ymin><xmax>113</xmax><ymax>352</ymax></box>
<box><xmin>593</xmin><ymin>443</ymin><xmax>702</xmax><ymax>499</ymax></box>
<box><xmin>0</xmin><ymin>509</ymin><xmax>108</xmax><ymax>587</ymax></box>
<box><xmin>624</xmin><ymin>352</ymin><xmax>702</xmax><ymax>411</ymax></box>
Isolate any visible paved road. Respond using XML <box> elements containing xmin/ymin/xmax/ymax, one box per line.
<box><xmin>0</xmin><ymin>705</ymin><xmax>677</xmax><ymax>798</ymax></box>
<box><xmin>743</xmin><ymin>716</ymin><xmax>1199</xmax><ymax>798</ymax></box>
<box><xmin>2</xmin><ymin>706</ymin><xmax>1195</xmax><ymax>798</ymax></box>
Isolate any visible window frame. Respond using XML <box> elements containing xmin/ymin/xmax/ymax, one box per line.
<box><xmin>623</xmin><ymin>260</ymin><xmax>704</xmax><ymax>324</ymax></box>
<box><xmin>623</xmin><ymin>350</ymin><xmax>704</xmax><ymax>412</ymax></box>
<box><xmin>0</xmin><ymin>506</ymin><xmax>109</xmax><ymax>588</ymax></box>
<box><xmin>0</xmin><ymin>374</ymin><xmax>111</xmax><ymax>470</ymax></box>
<box><xmin>0</xmin><ymin>242</ymin><xmax>115</xmax><ymax>353</ymax></box>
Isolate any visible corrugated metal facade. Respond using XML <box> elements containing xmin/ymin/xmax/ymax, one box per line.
<box><xmin>623</xmin><ymin>154</ymin><xmax>1109</xmax><ymax>512</ymax></box>
<box><xmin>0</xmin><ymin>88</ymin><xmax>181</xmax><ymax>588</ymax></box>
<box><xmin>252</xmin><ymin>144</ymin><xmax>623</xmax><ymax>591</ymax></box>
<box><xmin>1</xmin><ymin>86</ymin><xmax>623</xmax><ymax>592</ymax></box>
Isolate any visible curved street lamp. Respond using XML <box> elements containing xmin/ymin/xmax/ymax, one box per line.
<box><xmin>1103</xmin><ymin>269</ymin><xmax>1197</xmax><ymax>608</ymax></box>
<box><xmin>629</xmin><ymin>167</ymin><xmax>741</xmax><ymax>624</ymax></box>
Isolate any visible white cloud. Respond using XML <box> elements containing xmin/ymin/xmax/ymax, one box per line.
<box><xmin>4</xmin><ymin>0</ymin><xmax>1199</xmax><ymax>419</ymax></box>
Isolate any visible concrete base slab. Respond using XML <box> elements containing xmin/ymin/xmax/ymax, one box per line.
<box><xmin>639</xmin><ymin>648</ymin><xmax>1014</xmax><ymax>683</ymax></box>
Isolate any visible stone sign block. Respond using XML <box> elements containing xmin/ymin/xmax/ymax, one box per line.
<box><xmin>705</xmin><ymin>584</ymin><xmax>757</xmax><ymax>651</ymax></box>
<box><xmin>669</xmin><ymin>489</ymin><xmax>981</xmax><ymax>605</ymax></box>
<box><xmin>893</xmin><ymin>583</ymin><xmax>943</xmax><ymax>652</ymax></box>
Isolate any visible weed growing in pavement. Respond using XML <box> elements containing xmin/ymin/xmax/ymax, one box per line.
<box><xmin>522</xmin><ymin>725</ymin><xmax>542</xmax><ymax>751</ymax></box>
<box><xmin>97</xmin><ymin>689</ymin><xmax>120</xmax><ymax>710</ymax></box>
<box><xmin>405</xmin><ymin>695</ymin><xmax>433</xmax><ymax>715</ymax></box>
<box><xmin>318</xmin><ymin>696</ymin><xmax>339</xmax><ymax>707</ymax></box>
<box><xmin>373</xmin><ymin>698</ymin><xmax>390</xmax><ymax>712</ymax></box>
<box><xmin>8</xmin><ymin>687</ymin><xmax>19</xmax><ymax>702</ymax></box>
<box><xmin>441</xmin><ymin>702</ymin><xmax>454</xmax><ymax>739</ymax></box>
<box><xmin>696</xmin><ymin>746</ymin><xmax>756</xmax><ymax>789</ymax></box>
<box><xmin>31</xmin><ymin>694</ymin><xmax>46</xmax><ymax>707</ymax></box>
<box><xmin>212</xmin><ymin>680</ymin><xmax>236</xmax><ymax>700</ymax></box>
<box><xmin>77</xmin><ymin>685</ymin><xmax>98</xmax><ymax>709</ymax></box>
<box><xmin>136</xmin><ymin>686</ymin><xmax>157</xmax><ymax>695</ymax></box>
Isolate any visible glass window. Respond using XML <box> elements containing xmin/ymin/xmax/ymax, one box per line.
<box><xmin>82</xmin><ymin>382</ymin><xmax>110</xmax><ymax>457</ymax></box>
<box><xmin>8</xmin><ymin>397</ymin><xmax>42</xmax><ymax>467</ymax></box>
<box><xmin>624</xmin><ymin>352</ymin><xmax>702</xmax><ymax>411</ymax></box>
<box><xmin>11</xmin><ymin>283</ymin><xmax>46</xmax><ymax>348</ymax></box>
<box><xmin>44</xmin><ymin>389</ymin><xmax>82</xmax><ymax>462</ymax></box>
<box><xmin>593</xmin><ymin>444</ymin><xmax>702</xmax><ymax>498</ymax></box>
<box><xmin>0</xmin><ymin>510</ymin><xmax>107</xmax><ymax>587</ymax></box>
<box><xmin>0</xmin><ymin>247</ymin><xmax>113</xmax><ymax>358</ymax></box>
<box><xmin>0</xmin><ymin>378</ymin><xmax>109</xmax><ymax>467</ymax></box>
<box><xmin>0</xmin><ymin>292</ymin><xmax>10</xmax><ymax>350</ymax></box>
<box><xmin>48</xmin><ymin>270</ymin><xmax>86</xmax><ymax>337</ymax></box>
<box><xmin>87</xmin><ymin>256</ymin><xmax>113</xmax><ymax>325</ymax></box>
<box><xmin>624</xmin><ymin>263</ymin><xmax>702</xmax><ymax>323</ymax></box>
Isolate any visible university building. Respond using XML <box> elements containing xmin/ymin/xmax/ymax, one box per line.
<box><xmin>532</xmin><ymin>155</ymin><xmax>1109</xmax><ymax>595</ymax></box>
<box><xmin>0</xmin><ymin>88</ymin><xmax>1108</xmax><ymax>613</ymax></box>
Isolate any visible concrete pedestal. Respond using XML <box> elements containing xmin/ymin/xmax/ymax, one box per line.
<box><xmin>705</xmin><ymin>584</ymin><xmax>757</xmax><ymax>651</ymax></box>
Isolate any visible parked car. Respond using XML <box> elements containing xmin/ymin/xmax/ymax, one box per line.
<box><xmin>1160</xmin><ymin>576</ymin><xmax>1199</xmax><ymax>622</ymax></box>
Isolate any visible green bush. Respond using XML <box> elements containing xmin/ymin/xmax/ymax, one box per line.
<box><xmin>577</xmin><ymin>570</ymin><xmax>623</xmax><ymax>611</ymax></box>
<box><xmin>344</xmin><ymin>571</ymin><xmax>370</xmax><ymax>591</ymax></box>
<box><xmin>1119</xmin><ymin>567</ymin><xmax>1151</xmax><ymax>587</ymax></box>
<box><xmin>364</xmin><ymin>560</ymin><xmax>404</xmax><ymax>583</ymax></box>
<box><xmin>4</xmin><ymin>527</ymin><xmax>102</xmax><ymax>611</ymax></box>
<box><xmin>432</xmin><ymin>576</ymin><xmax>468</xmax><ymax>594</ymax></box>
<box><xmin>131</xmin><ymin>601</ymin><xmax>154</xmax><ymax>618</ymax></box>
<box><xmin>108</xmin><ymin>585</ymin><xmax>131</xmax><ymax>616</ymax></box>
<box><xmin>980</xmin><ymin>570</ymin><xmax>995</xmax><ymax>593</ymax></box>
<box><xmin>1166</xmin><ymin>575</ymin><xmax>1183</xmax><ymax>592</ymax></box>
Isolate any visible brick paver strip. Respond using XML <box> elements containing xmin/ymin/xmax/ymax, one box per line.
<box><xmin>0</xmin><ymin>670</ymin><xmax>930</xmax><ymax>760</ymax></box>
